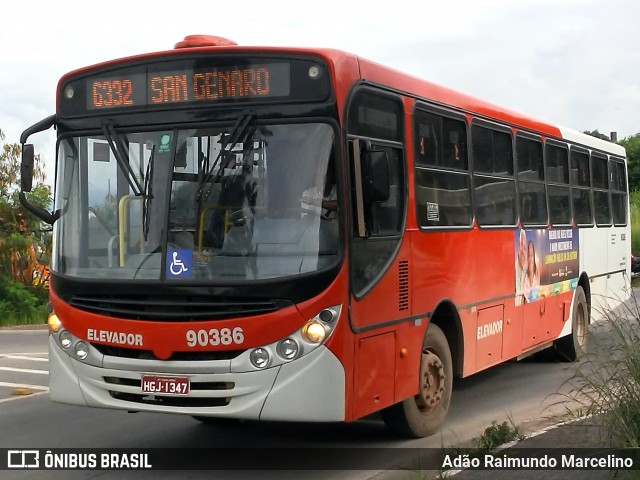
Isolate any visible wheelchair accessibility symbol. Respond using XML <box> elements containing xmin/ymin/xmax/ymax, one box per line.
<box><xmin>167</xmin><ymin>249</ymin><xmax>192</xmax><ymax>278</ymax></box>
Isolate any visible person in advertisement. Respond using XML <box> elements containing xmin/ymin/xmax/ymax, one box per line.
<box><xmin>523</xmin><ymin>240</ymin><xmax>541</xmax><ymax>301</ymax></box>
<box><xmin>515</xmin><ymin>229</ymin><xmax>527</xmax><ymax>300</ymax></box>
<box><xmin>515</xmin><ymin>227</ymin><xmax>579</xmax><ymax>304</ymax></box>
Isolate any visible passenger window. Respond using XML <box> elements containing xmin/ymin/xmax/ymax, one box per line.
<box><xmin>592</xmin><ymin>154</ymin><xmax>611</xmax><ymax>226</ymax></box>
<box><xmin>414</xmin><ymin>109</ymin><xmax>471</xmax><ymax>227</ymax></box>
<box><xmin>472</xmin><ymin>124</ymin><xmax>516</xmax><ymax>226</ymax></box>
<box><xmin>545</xmin><ymin>143</ymin><xmax>571</xmax><ymax>226</ymax></box>
<box><xmin>570</xmin><ymin>148</ymin><xmax>592</xmax><ymax>226</ymax></box>
<box><xmin>516</xmin><ymin>136</ymin><xmax>547</xmax><ymax>226</ymax></box>
<box><xmin>611</xmin><ymin>159</ymin><xmax>627</xmax><ymax>226</ymax></box>
<box><xmin>369</xmin><ymin>145</ymin><xmax>405</xmax><ymax>236</ymax></box>
<box><xmin>472</xmin><ymin>125</ymin><xmax>513</xmax><ymax>176</ymax></box>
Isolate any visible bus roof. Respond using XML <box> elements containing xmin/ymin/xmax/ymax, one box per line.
<box><xmin>354</xmin><ymin>55</ymin><xmax>626</xmax><ymax>157</ymax></box>
<box><xmin>59</xmin><ymin>37</ymin><xmax>625</xmax><ymax>158</ymax></box>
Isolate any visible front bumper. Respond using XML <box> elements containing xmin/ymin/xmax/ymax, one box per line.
<box><xmin>49</xmin><ymin>335</ymin><xmax>345</xmax><ymax>422</ymax></box>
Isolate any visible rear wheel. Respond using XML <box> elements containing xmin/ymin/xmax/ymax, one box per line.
<box><xmin>554</xmin><ymin>286</ymin><xmax>588</xmax><ymax>362</ymax></box>
<box><xmin>381</xmin><ymin>324</ymin><xmax>453</xmax><ymax>438</ymax></box>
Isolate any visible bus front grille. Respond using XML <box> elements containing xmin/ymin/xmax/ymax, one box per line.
<box><xmin>69</xmin><ymin>294</ymin><xmax>291</xmax><ymax>321</ymax></box>
<box><xmin>91</xmin><ymin>344</ymin><xmax>245</xmax><ymax>361</ymax></box>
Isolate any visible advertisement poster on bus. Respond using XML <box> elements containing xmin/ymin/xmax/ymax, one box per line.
<box><xmin>515</xmin><ymin>227</ymin><xmax>579</xmax><ymax>304</ymax></box>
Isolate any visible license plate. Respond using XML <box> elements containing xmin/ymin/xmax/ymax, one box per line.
<box><xmin>141</xmin><ymin>375</ymin><xmax>190</xmax><ymax>395</ymax></box>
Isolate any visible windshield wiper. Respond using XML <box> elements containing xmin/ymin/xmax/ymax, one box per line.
<box><xmin>196</xmin><ymin>111</ymin><xmax>255</xmax><ymax>203</ymax></box>
<box><xmin>103</xmin><ymin>122</ymin><xmax>143</xmax><ymax>196</ymax></box>
<box><xmin>142</xmin><ymin>145</ymin><xmax>155</xmax><ymax>241</ymax></box>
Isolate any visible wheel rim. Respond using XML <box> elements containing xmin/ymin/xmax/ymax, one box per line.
<box><xmin>416</xmin><ymin>348</ymin><xmax>445</xmax><ymax>415</ymax></box>
<box><xmin>576</xmin><ymin>302</ymin><xmax>587</xmax><ymax>347</ymax></box>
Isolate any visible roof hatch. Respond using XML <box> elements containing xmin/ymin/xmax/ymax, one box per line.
<box><xmin>174</xmin><ymin>35</ymin><xmax>238</xmax><ymax>49</ymax></box>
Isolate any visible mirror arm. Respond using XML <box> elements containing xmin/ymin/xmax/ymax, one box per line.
<box><xmin>20</xmin><ymin>115</ymin><xmax>56</xmax><ymax>144</ymax></box>
<box><xmin>19</xmin><ymin>192</ymin><xmax>59</xmax><ymax>226</ymax></box>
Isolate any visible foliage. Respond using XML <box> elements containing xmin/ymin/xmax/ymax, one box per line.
<box><xmin>631</xmin><ymin>191</ymin><xmax>640</xmax><ymax>255</ymax></box>
<box><xmin>583</xmin><ymin>130</ymin><xmax>640</xmax><ymax>192</ymax></box>
<box><xmin>0</xmin><ymin>274</ymin><xmax>48</xmax><ymax>326</ymax></box>
<box><xmin>0</xmin><ymin>128</ymin><xmax>51</xmax><ymax>323</ymax></box>
<box><xmin>568</xmin><ymin>298</ymin><xmax>640</xmax><ymax>449</ymax></box>
<box><xmin>0</xmin><ymin>127</ymin><xmax>52</xmax><ymax>231</ymax></box>
<box><xmin>621</xmin><ymin>133</ymin><xmax>640</xmax><ymax>193</ymax></box>
<box><xmin>1</xmin><ymin>128</ymin><xmax>47</xmax><ymax>195</ymax></box>
<box><xmin>474</xmin><ymin>419</ymin><xmax>524</xmax><ymax>451</ymax></box>
<box><xmin>583</xmin><ymin>129</ymin><xmax>611</xmax><ymax>141</ymax></box>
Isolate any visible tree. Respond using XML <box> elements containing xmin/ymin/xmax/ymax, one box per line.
<box><xmin>0</xmin><ymin>128</ymin><xmax>52</xmax><ymax>283</ymax></box>
<box><xmin>583</xmin><ymin>130</ymin><xmax>640</xmax><ymax>192</ymax></box>
<box><xmin>620</xmin><ymin>133</ymin><xmax>640</xmax><ymax>192</ymax></box>
<box><xmin>583</xmin><ymin>129</ymin><xmax>611</xmax><ymax>141</ymax></box>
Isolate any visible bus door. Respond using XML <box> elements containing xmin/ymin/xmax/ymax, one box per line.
<box><xmin>345</xmin><ymin>89</ymin><xmax>413</xmax><ymax>419</ymax></box>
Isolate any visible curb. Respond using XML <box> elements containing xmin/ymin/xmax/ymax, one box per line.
<box><xmin>0</xmin><ymin>324</ymin><xmax>48</xmax><ymax>331</ymax></box>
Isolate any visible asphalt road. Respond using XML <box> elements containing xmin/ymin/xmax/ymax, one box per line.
<box><xmin>0</xmin><ymin>318</ymin><xmax>617</xmax><ymax>479</ymax></box>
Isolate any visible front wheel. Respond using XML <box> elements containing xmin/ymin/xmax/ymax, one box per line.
<box><xmin>381</xmin><ymin>323</ymin><xmax>453</xmax><ymax>438</ymax></box>
<box><xmin>554</xmin><ymin>286</ymin><xmax>589</xmax><ymax>362</ymax></box>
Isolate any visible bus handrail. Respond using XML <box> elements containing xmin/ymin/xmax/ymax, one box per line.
<box><xmin>197</xmin><ymin>205</ymin><xmax>238</xmax><ymax>252</ymax></box>
<box><xmin>107</xmin><ymin>235</ymin><xmax>119</xmax><ymax>268</ymax></box>
<box><xmin>118</xmin><ymin>195</ymin><xmax>144</xmax><ymax>267</ymax></box>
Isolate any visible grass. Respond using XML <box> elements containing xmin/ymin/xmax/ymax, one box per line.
<box><xmin>567</xmin><ymin>295</ymin><xmax>640</xmax><ymax>449</ymax></box>
<box><xmin>631</xmin><ymin>190</ymin><xmax>640</xmax><ymax>256</ymax></box>
<box><xmin>474</xmin><ymin>418</ymin><xmax>525</xmax><ymax>451</ymax></box>
<box><xmin>600</xmin><ymin>192</ymin><xmax>640</xmax><ymax>448</ymax></box>
<box><xmin>599</xmin><ymin>193</ymin><xmax>640</xmax><ymax>448</ymax></box>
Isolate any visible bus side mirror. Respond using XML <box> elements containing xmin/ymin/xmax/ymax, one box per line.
<box><xmin>21</xmin><ymin>144</ymin><xmax>35</xmax><ymax>193</ymax></box>
<box><xmin>363</xmin><ymin>149</ymin><xmax>390</xmax><ymax>203</ymax></box>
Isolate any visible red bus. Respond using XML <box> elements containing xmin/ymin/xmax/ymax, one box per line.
<box><xmin>20</xmin><ymin>35</ymin><xmax>630</xmax><ymax>437</ymax></box>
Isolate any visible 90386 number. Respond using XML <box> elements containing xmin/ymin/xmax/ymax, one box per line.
<box><xmin>186</xmin><ymin>327</ymin><xmax>244</xmax><ymax>347</ymax></box>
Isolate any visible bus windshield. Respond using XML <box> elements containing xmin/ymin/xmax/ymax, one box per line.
<box><xmin>52</xmin><ymin>121</ymin><xmax>339</xmax><ymax>281</ymax></box>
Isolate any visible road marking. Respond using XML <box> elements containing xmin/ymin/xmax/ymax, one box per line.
<box><xmin>0</xmin><ymin>352</ymin><xmax>48</xmax><ymax>356</ymax></box>
<box><xmin>0</xmin><ymin>381</ymin><xmax>48</xmax><ymax>391</ymax></box>
<box><xmin>0</xmin><ymin>367</ymin><xmax>48</xmax><ymax>375</ymax></box>
<box><xmin>0</xmin><ymin>330</ymin><xmax>47</xmax><ymax>334</ymax></box>
<box><xmin>0</xmin><ymin>355</ymin><xmax>48</xmax><ymax>362</ymax></box>
<box><xmin>0</xmin><ymin>391</ymin><xmax>48</xmax><ymax>404</ymax></box>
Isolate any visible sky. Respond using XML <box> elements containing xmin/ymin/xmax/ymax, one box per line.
<box><xmin>2</xmin><ymin>0</ymin><xmax>639</xmax><ymax>185</ymax></box>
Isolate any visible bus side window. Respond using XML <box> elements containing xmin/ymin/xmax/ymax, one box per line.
<box><xmin>472</xmin><ymin>123</ymin><xmax>516</xmax><ymax>227</ymax></box>
<box><xmin>516</xmin><ymin>135</ymin><xmax>547</xmax><ymax>226</ymax></box>
<box><xmin>570</xmin><ymin>148</ymin><xmax>592</xmax><ymax>226</ymax></box>
<box><xmin>414</xmin><ymin>108</ymin><xmax>472</xmax><ymax>228</ymax></box>
<box><xmin>611</xmin><ymin>159</ymin><xmax>627</xmax><ymax>225</ymax></box>
<box><xmin>545</xmin><ymin>142</ymin><xmax>571</xmax><ymax>226</ymax></box>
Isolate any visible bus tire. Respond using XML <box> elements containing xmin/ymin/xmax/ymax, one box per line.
<box><xmin>554</xmin><ymin>286</ymin><xmax>588</xmax><ymax>362</ymax></box>
<box><xmin>381</xmin><ymin>323</ymin><xmax>453</xmax><ymax>438</ymax></box>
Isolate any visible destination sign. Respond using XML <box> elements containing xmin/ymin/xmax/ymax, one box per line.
<box><xmin>58</xmin><ymin>56</ymin><xmax>330</xmax><ymax>117</ymax></box>
<box><xmin>87</xmin><ymin>63</ymin><xmax>289</xmax><ymax>110</ymax></box>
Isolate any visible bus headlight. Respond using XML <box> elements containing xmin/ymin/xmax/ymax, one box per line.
<box><xmin>250</xmin><ymin>348</ymin><xmax>270</xmax><ymax>369</ymax></box>
<box><xmin>233</xmin><ymin>305</ymin><xmax>341</xmax><ymax>373</ymax></box>
<box><xmin>59</xmin><ymin>330</ymin><xmax>73</xmax><ymax>349</ymax></box>
<box><xmin>301</xmin><ymin>321</ymin><xmax>326</xmax><ymax>344</ymax></box>
<box><xmin>74</xmin><ymin>341</ymin><xmax>89</xmax><ymax>360</ymax></box>
<box><xmin>276</xmin><ymin>338</ymin><xmax>299</xmax><ymax>360</ymax></box>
